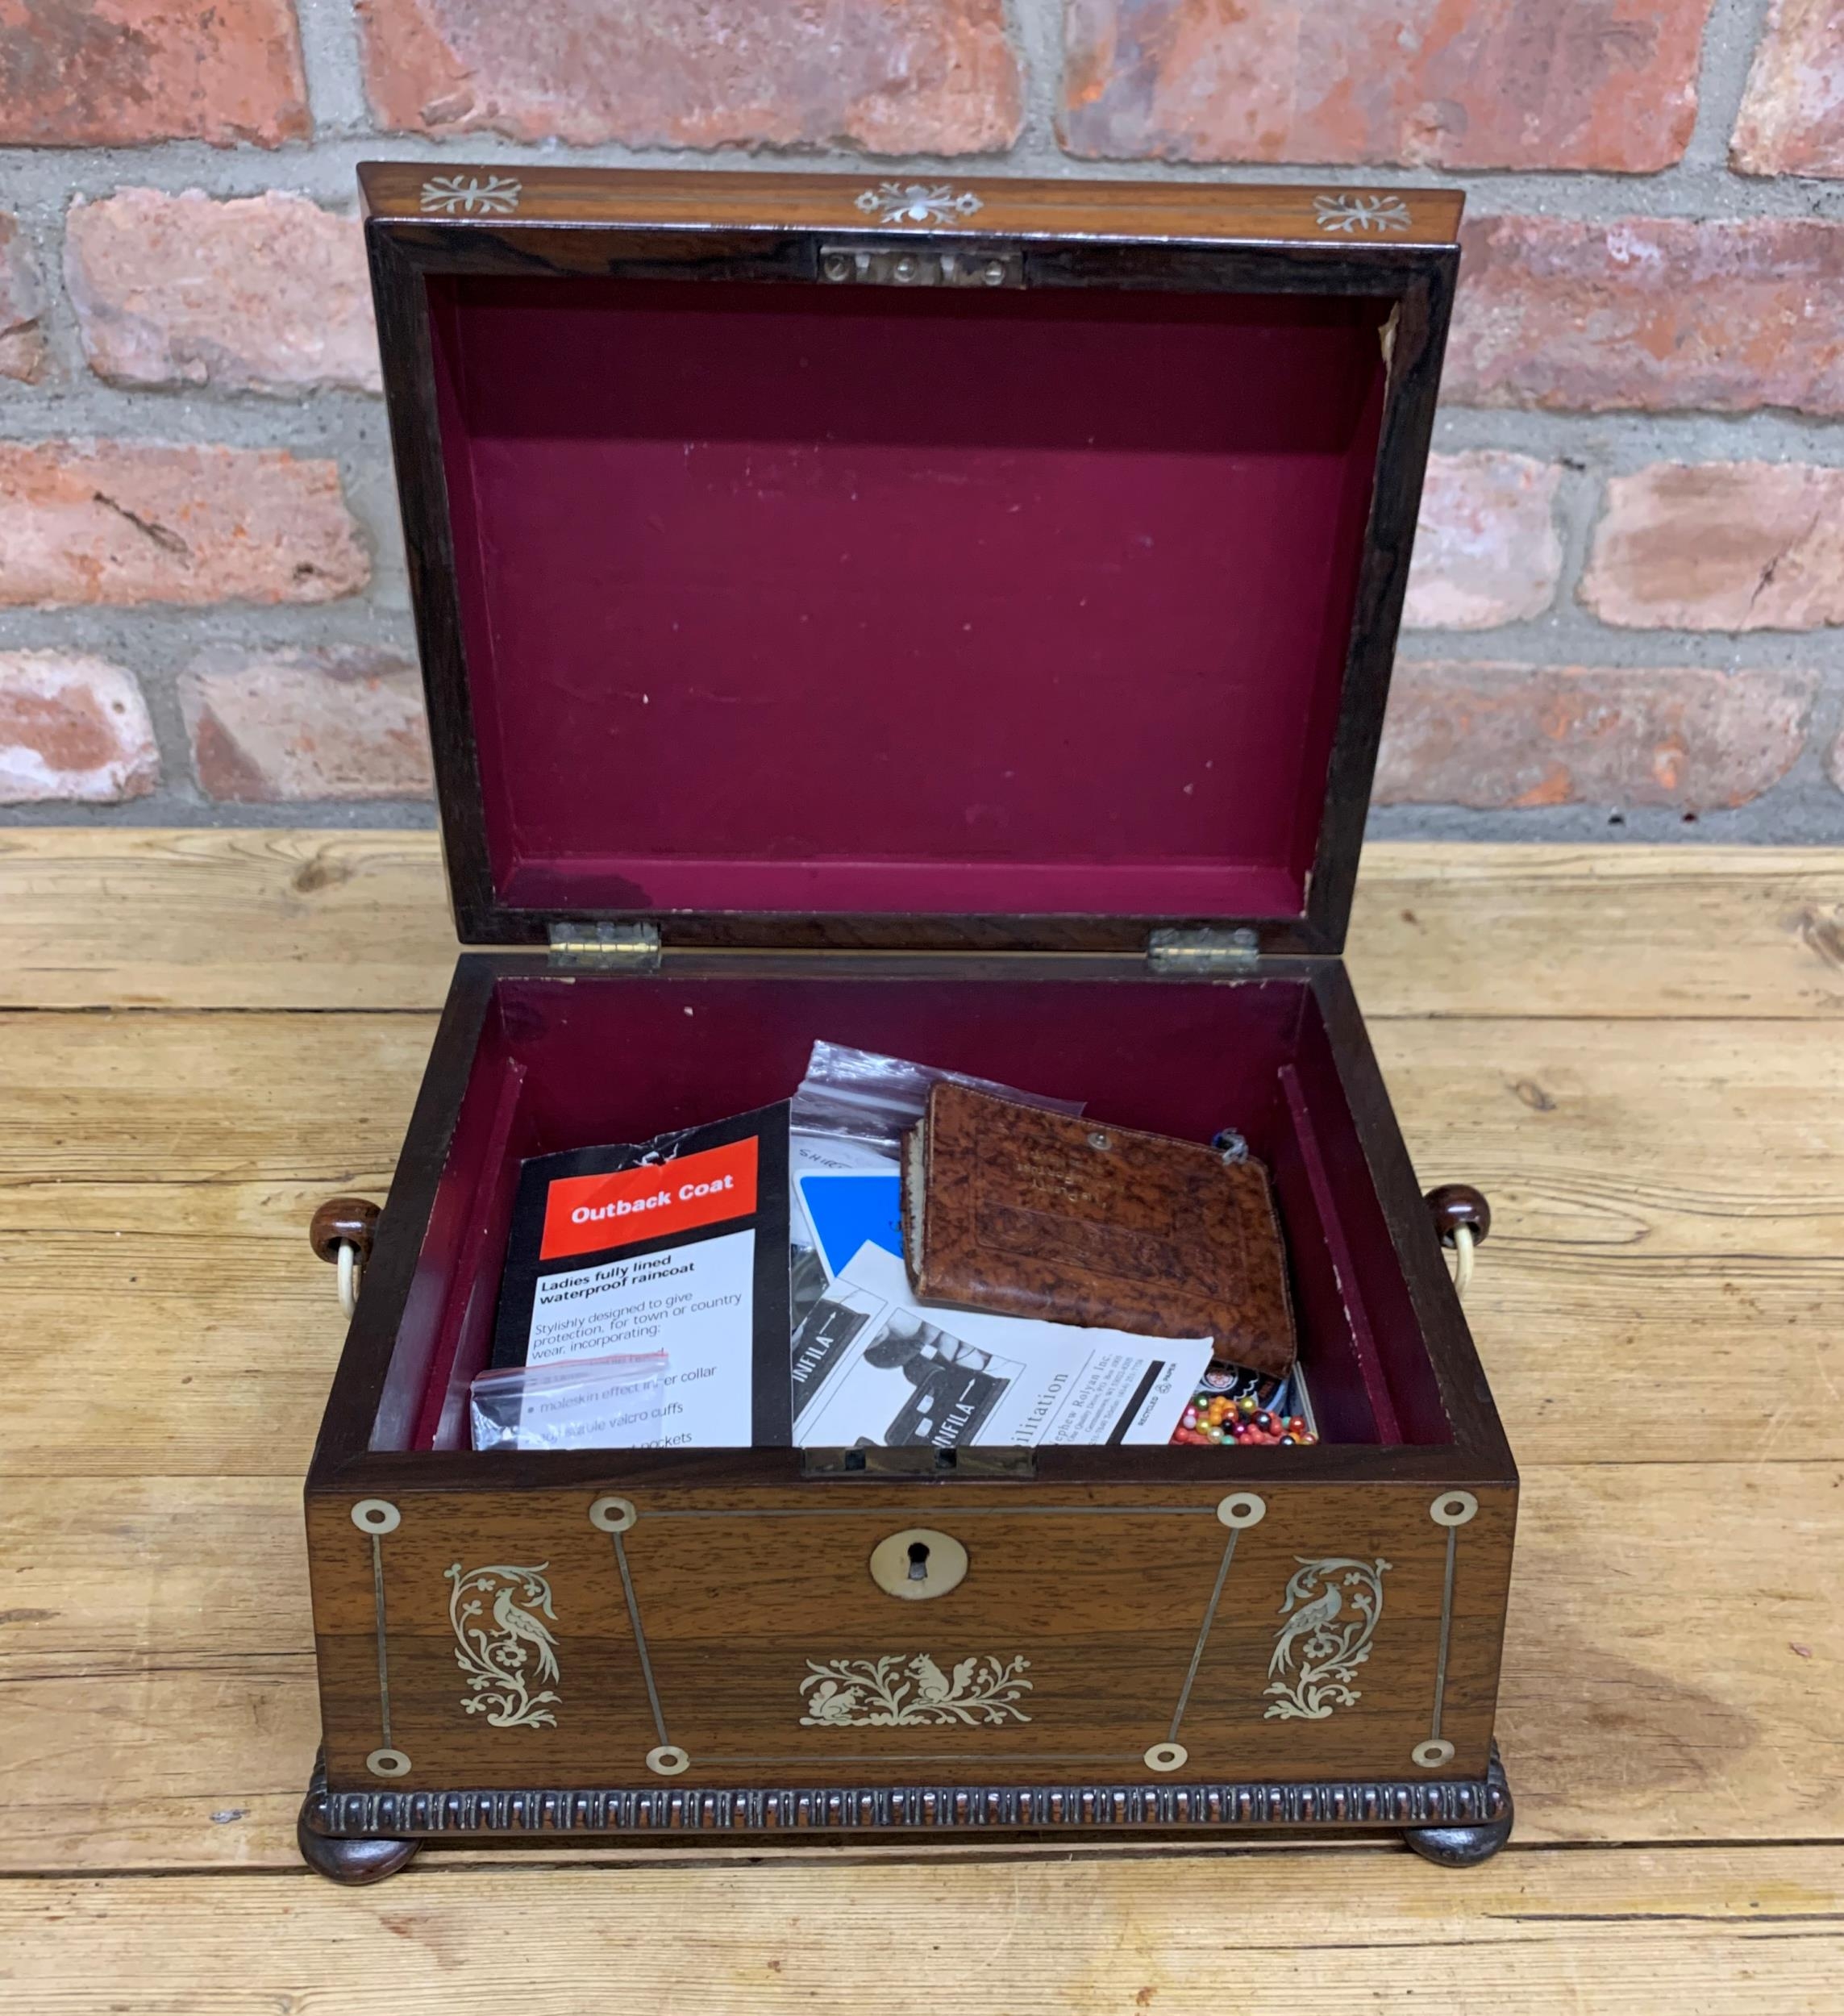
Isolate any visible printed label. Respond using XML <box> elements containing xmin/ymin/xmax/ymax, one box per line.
<box><xmin>525</xmin><ymin>1229</ymin><xmax>757</xmax><ymax>1447</ymax></box>
<box><xmin>539</xmin><ymin>1138</ymin><xmax>758</xmax><ymax>1260</ymax></box>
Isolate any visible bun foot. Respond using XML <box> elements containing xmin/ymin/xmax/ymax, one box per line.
<box><xmin>298</xmin><ymin>1816</ymin><xmax>419</xmax><ymax>1885</ymax></box>
<box><xmin>298</xmin><ymin>1751</ymin><xmax>418</xmax><ymax>1885</ymax></box>
<box><xmin>1404</xmin><ymin>1744</ymin><xmax>1513</xmax><ymax>1868</ymax></box>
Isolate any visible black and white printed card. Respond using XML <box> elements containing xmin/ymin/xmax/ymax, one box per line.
<box><xmin>791</xmin><ymin>1243</ymin><xmax>1209</xmax><ymax>1450</ymax></box>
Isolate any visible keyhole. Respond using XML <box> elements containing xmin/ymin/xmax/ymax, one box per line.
<box><xmin>868</xmin><ymin>1528</ymin><xmax>965</xmax><ymax>1600</ymax></box>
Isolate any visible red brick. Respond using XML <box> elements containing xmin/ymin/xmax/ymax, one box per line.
<box><xmin>0</xmin><ymin>442</ymin><xmax>368</xmax><ymax>608</ymax></box>
<box><xmin>1376</xmin><ymin>661</ymin><xmax>1815</xmax><ymax>811</ymax></box>
<box><xmin>356</xmin><ymin>0</ymin><xmax>1022</xmax><ymax>152</ymax></box>
<box><xmin>0</xmin><ymin>214</ymin><xmax>45</xmax><ymax>384</ymax></box>
<box><xmin>1059</xmin><ymin>0</ymin><xmax>1713</xmax><ymax>170</ymax></box>
<box><xmin>1582</xmin><ymin>463</ymin><xmax>1844</xmax><ymax>631</ymax></box>
<box><xmin>66</xmin><ymin>190</ymin><xmax>379</xmax><ymax>396</ymax></box>
<box><xmin>0</xmin><ymin>651</ymin><xmax>158</xmax><ymax>804</ymax></box>
<box><xmin>1732</xmin><ymin>0</ymin><xmax>1844</xmax><ymax>177</ymax></box>
<box><xmin>182</xmin><ymin>648</ymin><xmax>431</xmax><ymax>802</ymax></box>
<box><xmin>1404</xmin><ymin>452</ymin><xmax>1563</xmax><ymax>631</ymax></box>
<box><xmin>1449</xmin><ymin>215</ymin><xmax>1844</xmax><ymax>414</ymax></box>
<box><xmin>0</xmin><ymin>0</ymin><xmax>308</xmax><ymax>148</ymax></box>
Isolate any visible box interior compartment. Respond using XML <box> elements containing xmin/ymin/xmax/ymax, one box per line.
<box><xmin>427</xmin><ymin>275</ymin><xmax>1390</xmax><ymax>925</ymax></box>
<box><xmin>371</xmin><ymin>971</ymin><xmax>1452</xmax><ymax>1458</ymax></box>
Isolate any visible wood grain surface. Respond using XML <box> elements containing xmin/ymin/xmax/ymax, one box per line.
<box><xmin>5</xmin><ymin>830</ymin><xmax>1843</xmax><ymax>1016</ymax></box>
<box><xmin>7</xmin><ymin>1851</ymin><xmax>1842</xmax><ymax>2012</ymax></box>
<box><xmin>305</xmin><ymin>1481</ymin><xmax>1513</xmax><ymax>1789</ymax></box>
<box><xmin>358</xmin><ymin>160</ymin><xmax>1468</xmax><ymax>248</ymax></box>
<box><xmin>1</xmin><ymin>832</ymin><xmax>1840</xmax><ymax>2014</ymax></box>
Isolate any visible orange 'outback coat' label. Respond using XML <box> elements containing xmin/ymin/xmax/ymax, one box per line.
<box><xmin>539</xmin><ymin>1138</ymin><xmax>759</xmax><ymax>1261</ymax></box>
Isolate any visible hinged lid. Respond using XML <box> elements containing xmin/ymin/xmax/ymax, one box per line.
<box><xmin>360</xmin><ymin>165</ymin><xmax>1461</xmax><ymax>958</ymax></box>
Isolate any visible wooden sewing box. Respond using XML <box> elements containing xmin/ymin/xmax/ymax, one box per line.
<box><xmin>299</xmin><ymin>163</ymin><xmax>1516</xmax><ymax>1881</ymax></box>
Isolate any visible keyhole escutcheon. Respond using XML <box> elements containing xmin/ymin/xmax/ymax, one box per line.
<box><xmin>868</xmin><ymin>1527</ymin><xmax>968</xmax><ymax>1601</ymax></box>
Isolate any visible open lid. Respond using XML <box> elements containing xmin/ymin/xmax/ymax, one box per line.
<box><xmin>360</xmin><ymin>165</ymin><xmax>1460</xmax><ymax>957</ymax></box>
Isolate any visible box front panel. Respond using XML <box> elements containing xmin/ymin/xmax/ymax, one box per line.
<box><xmin>309</xmin><ymin>1481</ymin><xmax>1512</xmax><ymax>1801</ymax></box>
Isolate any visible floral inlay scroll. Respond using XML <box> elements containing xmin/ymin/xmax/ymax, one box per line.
<box><xmin>1263</xmin><ymin>1557</ymin><xmax>1391</xmax><ymax>1721</ymax></box>
<box><xmin>447</xmin><ymin>1562</ymin><xmax>561</xmax><ymax>1729</ymax></box>
<box><xmin>800</xmin><ymin>1654</ymin><xmax>1032</xmax><ymax>1727</ymax></box>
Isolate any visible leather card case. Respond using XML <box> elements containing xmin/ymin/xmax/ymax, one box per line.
<box><xmin>901</xmin><ymin>1080</ymin><xmax>1297</xmax><ymax>1377</ymax></box>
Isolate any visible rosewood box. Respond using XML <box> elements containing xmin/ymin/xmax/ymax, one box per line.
<box><xmin>299</xmin><ymin>163</ymin><xmax>1516</xmax><ymax>1883</ymax></box>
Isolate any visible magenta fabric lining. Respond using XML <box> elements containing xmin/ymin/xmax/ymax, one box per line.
<box><xmin>396</xmin><ymin>972</ymin><xmax>1442</xmax><ymax>1452</ymax></box>
<box><xmin>427</xmin><ymin>276</ymin><xmax>1388</xmax><ymax>923</ymax></box>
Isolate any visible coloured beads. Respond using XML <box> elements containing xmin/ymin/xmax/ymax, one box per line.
<box><xmin>1175</xmin><ymin>1388</ymin><xmax>1317</xmax><ymax>1447</ymax></box>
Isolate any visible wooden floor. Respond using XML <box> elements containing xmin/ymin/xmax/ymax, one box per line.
<box><xmin>3</xmin><ymin>831</ymin><xmax>1842</xmax><ymax>2012</ymax></box>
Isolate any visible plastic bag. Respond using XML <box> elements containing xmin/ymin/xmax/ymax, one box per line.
<box><xmin>787</xmin><ymin>1043</ymin><xmax>1085</xmax><ymax>1325</ymax></box>
<box><xmin>789</xmin><ymin>1040</ymin><xmax>1084</xmax><ymax>1154</ymax></box>
<box><xmin>469</xmin><ymin>1351</ymin><xmax>668</xmax><ymax>1452</ymax></box>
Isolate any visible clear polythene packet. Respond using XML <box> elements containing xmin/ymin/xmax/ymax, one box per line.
<box><xmin>470</xmin><ymin>1351</ymin><xmax>668</xmax><ymax>1452</ymax></box>
<box><xmin>790</xmin><ymin>1040</ymin><xmax>1082</xmax><ymax>1153</ymax></box>
<box><xmin>788</xmin><ymin>1043</ymin><xmax>1085</xmax><ymax>1331</ymax></box>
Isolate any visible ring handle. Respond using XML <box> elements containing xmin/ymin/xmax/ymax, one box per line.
<box><xmin>1424</xmin><ymin>1185</ymin><xmax>1490</xmax><ymax>1299</ymax></box>
<box><xmin>310</xmin><ymin>1197</ymin><xmax>381</xmax><ymax>1266</ymax></box>
<box><xmin>310</xmin><ymin>1198</ymin><xmax>380</xmax><ymax>1320</ymax></box>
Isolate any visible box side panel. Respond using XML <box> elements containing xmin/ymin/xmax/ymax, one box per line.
<box><xmin>308</xmin><ymin>958</ymin><xmax>494</xmax><ymax>1471</ymax></box>
<box><xmin>1306</xmin><ymin>963</ymin><xmax>1517</xmax><ymax>1464</ymax></box>
<box><xmin>307</xmin><ymin>1480</ymin><xmax>1511</xmax><ymax>1798</ymax></box>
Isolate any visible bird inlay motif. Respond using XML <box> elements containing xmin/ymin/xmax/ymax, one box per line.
<box><xmin>447</xmin><ymin>1562</ymin><xmax>562</xmax><ymax>1729</ymax></box>
<box><xmin>1263</xmin><ymin>1556</ymin><xmax>1391</xmax><ymax>1721</ymax></box>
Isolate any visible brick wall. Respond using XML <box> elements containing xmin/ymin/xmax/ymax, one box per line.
<box><xmin>2</xmin><ymin>0</ymin><xmax>1842</xmax><ymax>843</ymax></box>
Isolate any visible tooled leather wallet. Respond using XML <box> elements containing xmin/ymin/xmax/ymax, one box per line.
<box><xmin>901</xmin><ymin>1081</ymin><xmax>1296</xmax><ymax>1377</ymax></box>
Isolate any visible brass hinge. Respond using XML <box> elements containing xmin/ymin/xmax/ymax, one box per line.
<box><xmin>547</xmin><ymin>921</ymin><xmax>662</xmax><ymax>973</ymax></box>
<box><xmin>1146</xmin><ymin>926</ymin><xmax>1260</xmax><ymax>974</ymax></box>
<box><xmin>819</xmin><ymin>244</ymin><xmax>1023</xmax><ymax>289</ymax></box>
